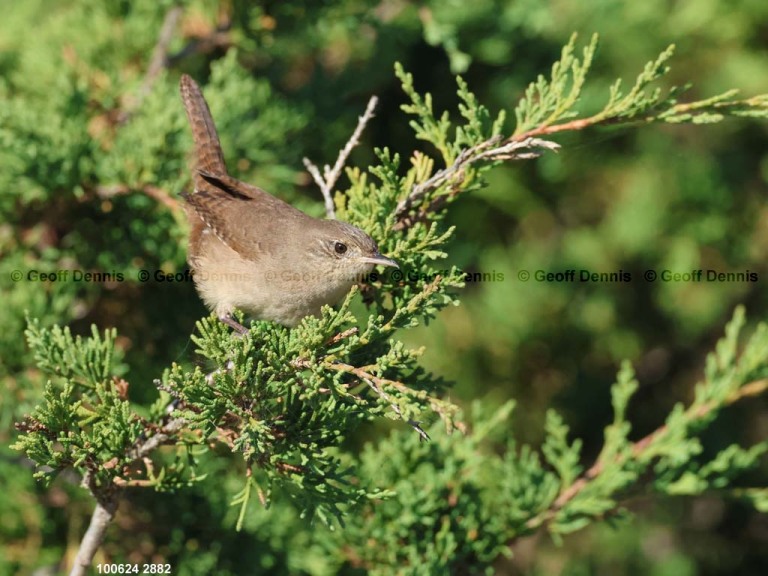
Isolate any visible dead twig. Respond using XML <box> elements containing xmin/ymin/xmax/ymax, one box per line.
<box><xmin>118</xmin><ymin>5</ymin><xmax>183</xmax><ymax>124</ymax></box>
<box><xmin>392</xmin><ymin>136</ymin><xmax>559</xmax><ymax>231</ymax></box>
<box><xmin>304</xmin><ymin>96</ymin><xmax>379</xmax><ymax>219</ymax></box>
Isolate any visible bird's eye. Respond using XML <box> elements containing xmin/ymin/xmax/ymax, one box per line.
<box><xmin>334</xmin><ymin>242</ymin><xmax>348</xmax><ymax>255</ymax></box>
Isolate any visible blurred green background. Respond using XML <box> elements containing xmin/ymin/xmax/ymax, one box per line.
<box><xmin>1</xmin><ymin>0</ymin><xmax>767</xmax><ymax>574</ymax></box>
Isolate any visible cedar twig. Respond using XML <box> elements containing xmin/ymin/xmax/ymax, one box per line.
<box><xmin>69</xmin><ymin>415</ymin><xmax>186</xmax><ymax>575</ymax></box>
<box><xmin>524</xmin><ymin>377</ymin><xmax>768</xmax><ymax>533</ymax></box>
<box><xmin>323</xmin><ymin>360</ymin><xmax>465</xmax><ymax>436</ymax></box>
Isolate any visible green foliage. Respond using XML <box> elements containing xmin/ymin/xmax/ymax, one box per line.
<box><xmin>649</xmin><ymin>309</ymin><xmax>768</xmax><ymax>495</ymax></box>
<box><xmin>163</xmin><ymin>273</ymin><xmax>465</xmax><ymax>522</ymax></box>
<box><xmin>314</xmin><ymin>309</ymin><xmax>767</xmax><ymax>572</ymax></box>
<box><xmin>397</xmin><ymin>64</ymin><xmax>506</xmax><ymax>164</ymax></box>
<box><xmin>13</xmin><ymin>307</ymin><xmax>768</xmax><ymax>573</ymax></box>
<box><xmin>514</xmin><ymin>33</ymin><xmax>599</xmax><ymax>135</ymax></box>
<box><xmin>14</xmin><ymin>322</ymin><xmax>134</xmax><ymax>485</ymax></box>
<box><xmin>338</xmin><ymin>404</ymin><xmax>520</xmax><ymax>576</ymax></box>
<box><xmin>12</xmin><ymin>320</ymin><xmax>202</xmax><ymax>499</ymax></box>
<box><xmin>513</xmin><ymin>33</ymin><xmax>768</xmax><ymax>136</ymax></box>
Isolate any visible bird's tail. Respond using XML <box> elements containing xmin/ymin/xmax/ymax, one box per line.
<box><xmin>179</xmin><ymin>74</ymin><xmax>228</xmax><ymax>176</ymax></box>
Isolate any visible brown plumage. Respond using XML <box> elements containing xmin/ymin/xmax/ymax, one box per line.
<box><xmin>179</xmin><ymin>74</ymin><xmax>397</xmax><ymax>329</ymax></box>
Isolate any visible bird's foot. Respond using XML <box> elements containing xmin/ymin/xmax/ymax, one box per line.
<box><xmin>219</xmin><ymin>313</ymin><xmax>249</xmax><ymax>335</ymax></box>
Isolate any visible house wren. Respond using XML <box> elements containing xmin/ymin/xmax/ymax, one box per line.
<box><xmin>179</xmin><ymin>74</ymin><xmax>397</xmax><ymax>330</ymax></box>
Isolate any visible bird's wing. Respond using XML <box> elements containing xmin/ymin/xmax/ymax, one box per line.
<box><xmin>185</xmin><ymin>175</ymin><xmax>309</xmax><ymax>262</ymax></box>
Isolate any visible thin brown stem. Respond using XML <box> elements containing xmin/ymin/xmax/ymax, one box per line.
<box><xmin>118</xmin><ymin>5</ymin><xmax>183</xmax><ymax>124</ymax></box>
<box><xmin>392</xmin><ymin>137</ymin><xmax>559</xmax><ymax>231</ymax></box>
<box><xmin>323</xmin><ymin>361</ymin><xmax>465</xmax><ymax>434</ymax></box>
<box><xmin>304</xmin><ymin>96</ymin><xmax>379</xmax><ymax>219</ymax></box>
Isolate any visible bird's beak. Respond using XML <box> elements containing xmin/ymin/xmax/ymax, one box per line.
<box><xmin>359</xmin><ymin>252</ymin><xmax>399</xmax><ymax>268</ymax></box>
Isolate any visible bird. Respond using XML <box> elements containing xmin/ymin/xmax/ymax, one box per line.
<box><xmin>179</xmin><ymin>74</ymin><xmax>397</xmax><ymax>331</ymax></box>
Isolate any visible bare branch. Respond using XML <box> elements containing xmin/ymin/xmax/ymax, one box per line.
<box><xmin>302</xmin><ymin>158</ymin><xmax>332</xmax><ymax>217</ymax></box>
<box><xmin>304</xmin><ymin>96</ymin><xmax>379</xmax><ymax>219</ymax></box>
<box><xmin>392</xmin><ymin>136</ymin><xmax>559</xmax><ymax>231</ymax></box>
<box><xmin>69</xmin><ymin>496</ymin><xmax>119</xmax><ymax>576</ymax></box>
<box><xmin>139</xmin><ymin>7</ymin><xmax>183</xmax><ymax>102</ymax></box>
<box><xmin>95</xmin><ymin>183</ymin><xmax>182</xmax><ymax>214</ymax></box>
<box><xmin>118</xmin><ymin>5</ymin><xmax>183</xmax><ymax>123</ymax></box>
<box><xmin>325</xmin><ymin>326</ymin><xmax>359</xmax><ymax>345</ymax></box>
<box><xmin>127</xmin><ymin>417</ymin><xmax>186</xmax><ymax>461</ymax></box>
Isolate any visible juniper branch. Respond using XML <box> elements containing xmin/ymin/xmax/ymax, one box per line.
<box><xmin>321</xmin><ymin>361</ymin><xmax>465</xmax><ymax>434</ymax></box>
<box><xmin>511</xmin><ymin>36</ymin><xmax>768</xmax><ymax>139</ymax></box>
<box><xmin>69</xmin><ymin>412</ymin><xmax>187</xmax><ymax>573</ymax></box>
<box><xmin>524</xmin><ymin>377</ymin><xmax>768</xmax><ymax>533</ymax></box>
